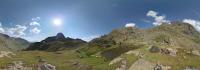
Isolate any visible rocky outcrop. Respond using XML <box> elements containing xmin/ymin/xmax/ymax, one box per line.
<box><xmin>37</xmin><ymin>59</ymin><xmax>56</xmax><ymax>70</ymax></box>
<box><xmin>128</xmin><ymin>59</ymin><xmax>155</xmax><ymax>70</ymax></box>
<box><xmin>115</xmin><ymin>58</ymin><xmax>127</xmax><ymax>70</ymax></box>
<box><xmin>183</xmin><ymin>67</ymin><xmax>198</xmax><ymax>70</ymax></box>
<box><xmin>161</xmin><ymin>48</ymin><xmax>177</xmax><ymax>56</ymax></box>
<box><xmin>0</xmin><ymin>51</ymin><xmax>15</xmax><ymax>58</ymax></box>
<box><xmin>0</xmin><ymin>61</ymin><xmax>32</xmax><ymax>70</ymax></box>
<box><xmin>128</xmin><ymin>59</ymin><xmax>171</xmax><ymax>70</ymax></box>
<box><xmin>191</xmin><ymin>50</ymin><xmax>200</xmax><ymax>56</ymax></box>
<box><xmin>109</xmin><ymin>57</ymin><xmax>124</xmax><ymax>65</ymax></box>
<box><xmin>67</xmin><ymin>60</ymin><xmax>93</xmax><ymax>70</ymax></box>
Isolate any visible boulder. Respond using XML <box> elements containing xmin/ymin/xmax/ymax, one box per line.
<box><xmin>192</xmin><ymin>50</ymin><xmax>200</xmax><ymax>56</ymax></box>
<box><xmin>128</xmin><ymin>59</ymin><xmax>155</xmax><ymax>70</ymax></box>
<box><xmin>37</xmin><ymin>59</ymin><xmax>56</xmax><ymax>70</ymax></box>
<box><xmin>109</xmin><ymin>57</ymin><xmax>123</xmax><ymax>65</ymax></box>
<box><xmin>1</xmin><ymin>61</ymin><xmax>32</xmax><ymax>70</ymax></box>
<box><xmin>161</xmin><ymin>48</ymin><xmax>177</xmax><ymax>56</ymax></box>
<box><xmin>183</xmin><ymin>67</ymin><xmax>198</xmax><ymax>70</ymax></box>
<box><xmin>149</xmin><ymin>46</ymin><xmax>160</xmax><ymax>53</ymax></box>
<box><xmin>116</xmin><ymin>59</ymin><xmax>127</xmax><ymax>70</ymax></box>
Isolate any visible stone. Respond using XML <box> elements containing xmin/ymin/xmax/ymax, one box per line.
<box><xmin>128</xmin><ymin>59</ymin><xmax>155</xmax><ymax>70</ymax></box>
<box><xmin>109</xmin><ymin>57</ymin><xmax>123</xmax><ymax>65</ymax></box>
<box><xmin>153</xmin><ymin>64</ymin><xmax>162</xmax><ymax>70</ymax></box>
<box><xmin>0</xmin><ymin>51</ymin><xmax>15</xmax><ymax>58</ymax></box>
<box><xmin>1</xmin><ymin>61</ymin><xmax>33</xmax><ymax>70</ymax></box>
<box><xmin>125</xmin><ymin>50</ymin><xmax>140</xmax><ymax>56</ymax></box>
<box><xmin>166</xmin><ymin>48</ymin><xmax>177</xmax><ymax>56</ymax></box>
<box><xmin>192</xmin><ymin>50</ymin><xmax>200</xmax><ymax>56</ymax></box>
<box><xmin>37</xmin><ymin>59</ymin><xmax>56</xmax><ymax>70</ymax></box>
<box><xmin>183</xmin><ymin>67</ymin><xmax>198</xmax><ymax>70</ymax></box>
<box><xmin>116</xmin><ymin>59</ymin><xmax>127</xmax><ymax>70</ymax></box>
<box><xmin>149</xmin><ymin>46</ymin><xmax>160</xmax><ymax>53</ymax></box>
<box><xmin>160</xmin><ymin>48</ymin><xmax>177</xmax><ymax>56</ymax></box>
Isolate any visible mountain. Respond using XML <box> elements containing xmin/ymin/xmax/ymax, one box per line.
<box><xmin>26</xmin><ymin>33</ymin><xmax>87</xmax><ymax>51</ymax></box>
<box><xmin>0</xmin><ymin>33</ymin><xmax>30</xmax><ymax>51</ymax></box>
<box><xmin>1</xmin><ymin>22</ymin><xmax>200</xmax><ymax>70</ymax></box>
<box><xmin>80</xmin><ymin>22</ymin><xmax>200</xmax><ymax>60</ymax></box>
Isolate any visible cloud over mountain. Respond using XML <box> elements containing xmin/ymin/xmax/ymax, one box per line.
<box><xmin>8</xmin><ymin>25</ymin><xmax>27</xmax><ymax>37</ymax></box>
<box><xmin>30</xmin><ymin>27</ymin><xmax>41</xmax><ymax>34</ymax></box>
<box><xmin>147</xmin><ymin>10</ymin><xmax>170</xmax><ymax>26</ymax></box>
<box><xmin>0</xmin><ymin>17</ymin><xmax>42</xmax><ymax>38</ymax></box>
<box><xmin>0</xmin><ymin>22</ymin><xmax>5</xmax><ymax>33</ymax></box>
<box><xmin>125</xmin><ymin>23</ymin><xmax>136</xmax><ymax>28</ymax></box>
<box><xmin>183</xmin><ymin>19</ymin><xmax>200</xmax><ymax>32</ymax></box>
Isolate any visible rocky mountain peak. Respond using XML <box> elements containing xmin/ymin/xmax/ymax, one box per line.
<box><xmin>56</xmin><ymin>33</ymin><xmax>65</xmax><ymax>39</ymax></box>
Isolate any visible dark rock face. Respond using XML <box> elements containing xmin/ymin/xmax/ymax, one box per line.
<box><xmin>56</xmin><ymin>33</ymin><xmax>65</xmax><ymax>39</ymax></box>
<box><xmin>26</xmin><ymin>33</ymin><xmax>86</xmax><ymax>51</ymax></box>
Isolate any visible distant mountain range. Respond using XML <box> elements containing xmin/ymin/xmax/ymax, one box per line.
<box><xmin>1</xmin><ymin>22</ymin><xmax>200</xmax><ymax>70</ymax></box>
<box><xmin>0</xmin><ymin>33</ymin><xmax>29</xmax><ymax>51</ymax></box>
<box><xmin>26</xmin><ymin>33</ymin><xmax>87</xmax><ymax>51</ymax></box>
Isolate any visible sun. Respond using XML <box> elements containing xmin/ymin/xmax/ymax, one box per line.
<box><xmin>53</xmin><ymin>18</ymin><xmax>62</xmax><ymax>26</ymax></box>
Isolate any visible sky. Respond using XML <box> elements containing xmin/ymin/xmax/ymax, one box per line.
<box><xmin>0</xmin><ymin>0</ymin><xmax>200</xmax><ymax>42</ymax></box>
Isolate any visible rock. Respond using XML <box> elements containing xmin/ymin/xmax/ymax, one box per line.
<box><xmin>153</xmin><ymin>64</ymin><xmax>171</xmax><ymax>70</ymax></box>
<box><xmin>38</xmin><ymin>59</ymin><xmax>56</xmax><ymax>70</ymax></box>
<box><xmin>0</xmin><ymin>51</ymin><xmax>15</xmax><ymax>58</ymax></box>
<box><xmin>77</xmin><ymin>64</ymin><xmax>93</xmax><ymax>70</ymax></box>
<box><xmin>125</xmin><ymin>50</ymin><xmax>145</xmax><ymax>58</ymax></box>
<box><xmin>128</xmin><ymin>59</ymin><xmax>155</xmax><ymax>70</ymax></box>
<box><xmin>153</xmin><ymin>64</ymin><xmax>162</xmax><ymax>70</ymax></box>
<box><xmin>109</xmin><ymin>57</ymin><xmax>123</xmax><ymax>65</ymax></box>
<box><xmin>161</xmin><ymin>48</ymin><xmax>177</xmax><ymax>56</ymax></box>
<box><xmin>0</xmin><ymin>61</ymin><xmax>32</xmax><ymax>70</ymax></box>
<box><xmin>161</xmin><ymin>48</ymin><xmax>170</xmax><ymax>54</ymax></box>
<box><xmin>183</xmin><ymin>67</ymin><xmax>198</xmax><ymax>70</ymax></box>
<box><xmin>116</xmin><ymin>59</ymin><xmax>127</xmax><ymax>70</ymax></box>
<box><xmin>149</xmin><ymin>46</ymin><xmax>160</xmax><ymax>53</ymax></box>
<box><xmin>192</xmin><ymin>50</ymin><xmax>200</xmax><ymax>56</ymax></box>
<box><xmin>125</xmin><ymin>50</ymin><xmax>140</xmax><ymax>56</ymax></box>
<box><xmin>128</xmin><ymin>59</ymin><xmax>171</xmax><ymax>70</ymax></box>
<box><xmin>166</xmin><ymin>48</ymin><xmax>177</xmax><ymax>56</ymax></box>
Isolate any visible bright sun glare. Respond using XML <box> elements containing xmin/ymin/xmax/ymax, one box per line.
<box><xmin>53</xmin><ymin>18</ymin><xmax>62</xmax><ymax>26</ymax></box>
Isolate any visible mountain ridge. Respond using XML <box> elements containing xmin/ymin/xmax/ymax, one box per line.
<box><xmin>26</xmin><ymin>33</ymin><xmax>87</xmax><ymax>51</ymax></box>
<box><xmin>0</xmin><ymin>33</ymin><xmax>30</xmax><ymax>51</ymax></box>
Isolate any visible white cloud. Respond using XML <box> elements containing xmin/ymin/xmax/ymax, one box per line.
<box><xmin>8</xmin><ymin>25</ymin><xmax>27</xmax><ymax>37</ymax></box>
<box><xmin>125</xmin><ymin>23</ymin><xmax>136</xmax><ymax>28</ymax></box>
<box><xmin>183</xmin><ymin>19</ymin><xmax>200</xmax><ymax>32</ymax></box>
<box><xmin>147</xmin><ymin>10</ymin><xmax>170</xmax><ymax>26</ymax></box>
<box><xmin>82</xmin><ymin>35</ymin><xmax>101</xmax><ymax>42</ymax></box>
<box><xmin>0</xmin><ymin>28</ymin><xmax>5</xmax><ymax>33</ymax></box>
<box><xmin>31</xmin><ymin>17</ymin><xmax>40</xmax><ymax>21</ymax></box>
<box><xmin>30</xmin><ymin>21</ymin><xmax>40</xmax><ymax>26</ymax></box>
<box><xmin>29</xmin><ymin>17</ymin><xmax>41</xmax><ymax>34</ymax></box>
<box><xmin>30</xmin><ymin>27</ymin><xmax>41</xmax><ymax>34</ymax></box>
<box><xmin>147</xmin><ymin>10</ymin><xmax>158</xmax><ymax>17</ymax></box>
<box><xmin>0</xmin><ymin>22</ymin><xmax>5</xmax><ymax>33</ymax></box>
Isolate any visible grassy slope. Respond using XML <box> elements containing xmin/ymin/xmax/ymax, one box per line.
<box><xmin>0</xmin><ymin>50</ymin><xmax>114</xmax><ymax>70</ymax></box>
<box><xmin>0</xmin><ymin>45</ymin><xmax>200</xmax><ymax>70</ymax></box>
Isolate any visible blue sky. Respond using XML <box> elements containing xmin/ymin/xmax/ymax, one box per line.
<box><xmin>0</xmin><ymin>0</ymin><xmax>200</xmax><ymax>41</ymax></box>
